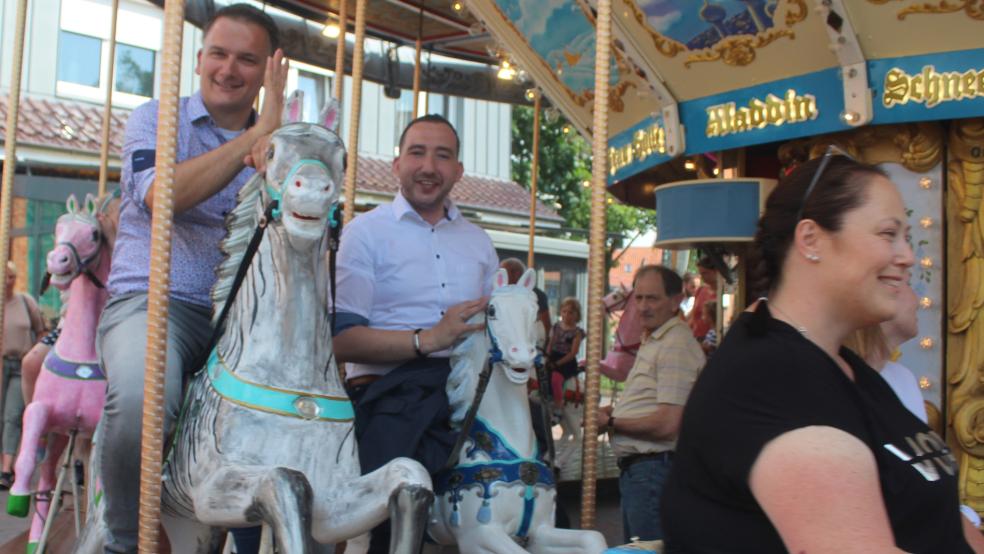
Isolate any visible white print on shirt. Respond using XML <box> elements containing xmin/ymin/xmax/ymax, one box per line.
<box><xmin>883</xmin><ymin>431</ymin><xmax>958</xmax><ymax>482</ymax></box>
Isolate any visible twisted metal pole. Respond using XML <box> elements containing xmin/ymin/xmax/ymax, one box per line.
<box><xmin>526</xmin><ymin>92</ymin><xmax>541</xmax><ymax>269</ymax></box>
<box><xmin>0</xmin><ymin>0</ymin><xmax>30</xmax><ymax>359</ymax></box>
<box><xmin>97</xmin><ymin>0</ymin><xmax>121</xmax><ymax>197</ymax></box>
<box><xmin>332</xmin><ymin>0</ymin><xmax>347</xmax><ymax>112</ymax></box>
<box><xmin>138</xmin><ymin>0</ymin><xmax>184</xmax><ymax>550</ymax></box>
<box><xmin>411</xmin><ymin>3</ymin><xmax>424</xmax><ymax>118</ymax></box>
<box><xmin>342</xmin><ymin>0</ymin><xmax>367</xmax><ymax>224</ymax></box>
<box><xmin>581</xmin><ymin>0</ymin><xmax>612</xmax><ymax>529</ymax></box>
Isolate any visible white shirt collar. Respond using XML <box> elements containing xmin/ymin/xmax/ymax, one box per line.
<box><xmin>391</xmin><ymin>191</ymin><xmax>461</xmax><ymax>224</ymax></box>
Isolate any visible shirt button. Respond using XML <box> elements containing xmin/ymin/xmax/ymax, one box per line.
<box><xmin>436</xmin><ymin>254</ymin><xmax>441</xmax><ymax>259</ymax></box>
<box><xmin>441</xmin><ymin>311</ymin><xmax>445</xmax><ymax>316</ymax></box>
<box><xmin>442</xmin><ymin>283</ymin><xmax>446</xmax><ymax>288</ymax></box>
<box><xmin>431</xmin><ymin>228</ymin><xmax>435</xmax><ymax>233</ymax></box>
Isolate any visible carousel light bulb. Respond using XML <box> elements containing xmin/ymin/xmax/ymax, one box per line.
<box><xmin>918</xmin><ymin>376</ymin><xmax>932</xmax><ymax>390</ymax></box>
<box><xmin>684</xmin><ymin>160</ymin><xmax>696</xmax><ymax>171</ymax></box>
<box><xmin>562</xmin><ymin>125</ymin><xmax>571</xmax><ymax>134</ymax></box>
<box><xmin>451</xmin><ymin>0</ymin><xmax>464</xmax><ymax>12</ymax></box>
<box><xmin>582</xmin><ymin>180</ymin><xmax>591</xmax><ymax>188</ymax></box>
<box><xmin>919</xmin><ymin>176</ymin><xmax>933</xmax><ymax>189</ymax></box>
<box><xmin>920</xmin><ymin>216</ymin><xmax>933</xmax><ymax>228</ymax></box>
<box><xmin>525</xmin><ymin>88</ymin><xmax>536</xmax><ymax>101</ymax></box>
<box><xmin>712</xmin><ymin>167</ymin><xmax>720</xmax><ymax>176</ymax></box>
<box><xmin>497</xmin><ymin>63</ymin><xmax>516</xmax><ymax>80</ymax></box>
<box><xmin>841</xmin><ymin>110</ymin><xmax>860</xmax><ymax>124</ymax></box>
<box><xmin>321</xmin><ymin>22</ymin><xmax>340</xmax><ymax>38</ymax></box>
<box><xmin>919</xmin><ymin>337</ymin><xmax>935</xmax><ymax>349</ymax></box>
<box><xmin>607</xmin><ymin>197</ymin><xmax>614</xmax><ymax>204</ymax></box>
<box><xmin>920</xmin><ymin>257</ymin><xmax>933</xmax><ymax>269</ymax></box>
<box><xmin>920</xmin><ymin>296</ymin><xmax>933</xmax><ymax>309</ymax></box>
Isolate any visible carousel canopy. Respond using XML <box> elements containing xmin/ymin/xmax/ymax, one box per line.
<box><xmin>188</xmin><ymin>1</ymin><xmax>984</xmax><ymax>208</ymax></box>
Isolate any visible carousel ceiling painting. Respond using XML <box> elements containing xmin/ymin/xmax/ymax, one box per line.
<box><xmin>461</xmin><ymin>0</ymin><xmax>984</xmax><ymax>190</ymax></box>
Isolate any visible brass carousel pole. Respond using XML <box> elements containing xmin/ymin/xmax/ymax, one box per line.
<box><xmin>526</xmin><ymin>92</ymin><xmax>541</xmax><ymax>269</ymax></box>
<box><xmin>138</xmin><ymin>0</ymin><xmax>184</xmax><ymax>550</ymax></box>
<box><xmin>580</xmin><ymin>0</ymin><xmax>612</xmax><ymax>530</ymax></box>
<box><xmin>341</xmin><ymin>0</ymin><xmax>367</xmax><ymax>224</ymax></box>
<box><xmin>97</xmin><ymin>0</ymin><xmax>121</xmax><ymax>197</ymax></box>
<box><xmin>411</xmin><ymin>5</ymin><xmax>424</xmax><ymax>118</ymax></box>
<box><xmin>0</xmin><ymin>0</ymin><xmax>30</xmax><ymax>359</ymax></box>
<box><xmin>332</xmin><ymin>0</ymin><xmax>347</xmax><ymax>109</ymax></box>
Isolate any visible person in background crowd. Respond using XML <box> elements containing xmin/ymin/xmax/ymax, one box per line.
<box><xmin>545</xmin><ymin>297</ymin><xmax>585</xmax><ymax>413</ymax></box>
<box><xmin>688</xmin><ymin>257</ymin><xmax>717</xmax><ymax>341</ymax></box>
<box><xmin>680</xmin><ymin>272</ymin><xmax>699</xmax><ymax>317</ymax></box>
<box><xmin>0</xmin><ymin>262</ymin><xmax>45</xmax><ymax>489</ymax></box>
<box><xmin>596</xmin><ymin>264</ymin><xmax>704</xmax><ymax>542</ymax></box>
<box><xmin>662</xmin><ymin>153</ymin><xmax>983</xmax><ymax>553</ymax></box>
<box><xmin>700</xmin><ymin>300</ymin><xmax>718</xmax><ymax>357</ymax></box>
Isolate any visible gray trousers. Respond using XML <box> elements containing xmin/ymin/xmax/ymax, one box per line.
<box><xmin>96</xmin><ymin>293</ymin><xmax>212</xmax><ymax>554</ymax></box>
<box><xmin>2</xmin><ymin>357</ymin><xmax>24</xmax><ymax>457</ymax></box>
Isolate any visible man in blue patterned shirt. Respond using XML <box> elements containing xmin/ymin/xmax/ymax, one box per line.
<box><xmin>96</xmin><ymin>4</ymin><xmax>287</xmax><ymax>552</ymax></box>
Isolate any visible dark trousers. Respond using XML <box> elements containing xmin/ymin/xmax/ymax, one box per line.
<box><xmin>347</xmin><ymin>358</ymin><xmax>457</xmax><ymax>554</ymax></box>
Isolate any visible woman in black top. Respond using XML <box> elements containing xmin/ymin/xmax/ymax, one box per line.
<box><xmin>661</xmin><ymin>153</ymin><xmax>984</xmax><ymax>553</ymax></box>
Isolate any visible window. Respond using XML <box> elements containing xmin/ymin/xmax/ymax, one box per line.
<box><xmin>394</xmin><ymin>89</ymin><xmax>414</xmax><ymax>147</ymax></box>
<box><xmin>297</xmin><ymin>70</ymin><xmax>328</xmax><ymax>123</ymax></box>
<box><xmin>624</xmin><ymin>263</ymin><xmax>632</xmax><ymax>273</ymax></box>
<box><xmin>57</xmin><ymin>31</ymin><xmax>102</xmax><ymax>87</ymax></box>
<box><xmin>115</xmin><ymin>43</ymin><xmax>156</xmax><ymax>97</ymax></box>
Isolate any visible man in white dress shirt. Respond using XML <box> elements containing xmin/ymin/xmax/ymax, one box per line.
<box><xmin>332</xmin><ymin>114</ymin><xmax>499</xmax><ymax>553</ymax></box>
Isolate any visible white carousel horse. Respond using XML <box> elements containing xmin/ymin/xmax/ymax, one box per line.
<box><xmin>75</xmin><ymin>94</ymin><xmax>433</xmax><ymax>553</ymax></box>
<box><xmin>429</xmin><ymin>268</ymin><xmax>608</xmax><ymax>554</ymax></box>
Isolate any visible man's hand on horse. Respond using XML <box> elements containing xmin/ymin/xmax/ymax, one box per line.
<box><xmin>421</xmin><ymin>297</ymin><xmax>488</xmax><ymax>354</ymax></box>
<box><xmin>244</xmin><ymin>49</ymin><xmax>288</xmax><ymax>171</ymax></box>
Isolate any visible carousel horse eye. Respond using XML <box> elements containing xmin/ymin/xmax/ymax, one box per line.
<box><xmin>92</xmin><ymin>230</ymin><xmax>99</xmax><ymax>242</ymax></box>
<box><xmin>267</xmin><ymin>147</ymin><xmax>275</xmax><ymax>160</ymax></box>
<box><xmin>487</xmin><ymin>305</ymin><xmax>496</xmax><ymax>319</ymax></box>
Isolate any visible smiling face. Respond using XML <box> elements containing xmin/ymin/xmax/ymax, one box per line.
<box><xmin>196</xmin><ymin>16</ymin><xmax>270</xmax><ymax>127</ymax></box>
<box><xmin>821</xmin><ymin>175</ymin><xmax>915</xmax><ymax>327</ymax></box>
<box><xmin>392</xmin><ymin>120</ymin><xmax>464</xmax><ymax>223</ymax></box>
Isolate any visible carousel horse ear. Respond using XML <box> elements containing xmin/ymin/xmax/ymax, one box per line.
<box><xmin>319</xmin><ymin>97</ymin><xmax>341</xmax><ymax>133</ymax></box>
<box><xmin>84</xmin><ymin>193</ymin><xmax>98</xmax><ymax>216</ymax></box>
<box><xmin>65</xmin><ymin>194</ymin><xmax>79</xmax><ymax>214</ymax></box>
<box><xmin>519</xmin><ymin>268</ymin><xmax>536</xmax><ymax>290</ymax></box>
<box><xmin>493</xmin><ymin>268</ymin><xmax>509</xmax><ymax>290</ymax></box>
<box><xmin>282</xmin><ymin>90</ymin><xmax>304</xmax><ymax>124</ymax></box>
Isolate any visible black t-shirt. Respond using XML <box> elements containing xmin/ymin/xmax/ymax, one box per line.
<box><xmin>662</xmin><ymin>302</ymin><xmax>971</xmax><ymax>554</ymax></box>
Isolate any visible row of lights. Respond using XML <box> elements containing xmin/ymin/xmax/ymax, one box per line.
<box><xmin>914</xmin><ymin>175</ymin><xmax>937</xmax><ymax>391</ymax></box>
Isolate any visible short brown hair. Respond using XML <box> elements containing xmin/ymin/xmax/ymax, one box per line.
<box><xmin>204</xmin><ymin>3</ymin><xmax>280</xmax><ymax>53</ymax></box>
<box><xmin>559</xmin><ymin>297</ymin><xmax>582</xmax><ymax>322</ymax></box>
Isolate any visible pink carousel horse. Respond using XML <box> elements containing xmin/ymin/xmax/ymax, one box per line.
<box><xmin>6</xmin><ymin>194</ymin><xmax>111</xmax><ymax>552</ymax></box>
<box><xmin>599</xmin><ymin>284</ymin><xmax>642</xmax><ymax>382</ymax></box>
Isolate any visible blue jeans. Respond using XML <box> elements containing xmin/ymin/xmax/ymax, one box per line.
<box><xmin>619</xmin><ymin>455</ymin><xmax>672</xmax><ymax>542</ymax></box>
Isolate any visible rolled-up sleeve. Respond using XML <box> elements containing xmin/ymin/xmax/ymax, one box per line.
<box><xmin>121</xmin><ymin>101</ymin><xmax>160</xmax><ymax>213</ymax></box>
<box><xmin>333</xmin><ymin>216</ymin><xmax>376</xmax><ymax>335</ymax></box>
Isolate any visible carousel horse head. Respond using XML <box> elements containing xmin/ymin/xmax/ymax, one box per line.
<box><xmin>46</xmin><ymin>193</ymin><xmax>105</xmax><ymax>291</ymax></box>
<box><xmin>260</xmin><ymin>90</ymin><xmax>346</xmax><ymax>250</ymax></box>
<box><xmin>603</xmin><ymin>283</ymin><xmax>632</xmax><ymax>313</ymax></box>
<box><xmin>487</xmin><ymin>267</ymin><xmax>540</xmax><ymax>384</ymax></box>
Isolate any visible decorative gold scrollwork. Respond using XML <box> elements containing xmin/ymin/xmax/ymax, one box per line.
<box><xmin>946</xmin><ymin>118</ymin><xmax>984</xmax><ymax>515</ymax></box>
<box><xmin>866</xmin><ymin>0</ymin><xmax>984</xmax><ymax>20</ymax></box>
<box><xmin>683</xmin><ymin>28</ymin><xmax>795</xmax><ymax>68</ymax></box>
<box><xmin>776</xmin><ymin>123</ymin><xmax>944</xmax><ymax>173</ymax></box>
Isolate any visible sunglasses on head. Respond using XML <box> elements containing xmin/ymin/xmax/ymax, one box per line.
<box><xmin>795</xmin><ymin>144</ymin><xmax>854</xmax><ymax>222</ymax></box>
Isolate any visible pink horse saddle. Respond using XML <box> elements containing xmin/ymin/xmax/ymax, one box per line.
<box><xmin>43</xmin><ymin>350</ymin><xmax>105</xmax><ymax>381</ymax></box>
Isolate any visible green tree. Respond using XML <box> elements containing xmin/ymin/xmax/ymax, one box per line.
<box><xmin>511</xmin><ymin>105</ymin><xmax>655</xmax><ymax>249</ymax></box>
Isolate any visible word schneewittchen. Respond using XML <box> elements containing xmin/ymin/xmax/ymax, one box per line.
<box><xmin>883</xmin><ymin>65</ymin><xmax>984</xmax><ymax>108</ymax></box>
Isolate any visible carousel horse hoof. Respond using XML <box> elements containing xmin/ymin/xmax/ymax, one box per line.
<box><xmin>6</xmin><ymin>492</ymin><xmax>30</xmax><ymax>517</ymax></box>
<box><xmin>25</xmin><ymin>542</ymin><xmax>38</xmax><ymax>554</ymax></box>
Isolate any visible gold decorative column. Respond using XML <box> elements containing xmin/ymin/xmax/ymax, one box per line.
<box><xmin>946</xmin><ymin>118</ymin><xmax>984</xmax><ymax>516</ymax></box>
<box><xmin>581</xmin><ymin>0</ymin><xmax>612</xmax><ymax>530</ymax></box>
<box><xmin>98</xmin><ymin>0</ymin><xmax>121</xmax><ymax>197</ymax></box>
<box><xmin>342</xmin><ymin>0</ymin><xmax>367</xmax><ymax>224</ymax></box>
<box><xmin>527</xmin><ymin>92</ymin><xmax>541</xmax><ymax>269</ymax></box>
<box><xmin>139</xmin><ymin>0</ymin><xmax>184</xmax><ymax>550</ymax></box>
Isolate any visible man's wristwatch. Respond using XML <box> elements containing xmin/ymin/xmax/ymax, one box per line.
<box><xmin>412</xmin><ymin>328</ymin><xmax>426</xmax><ymax>358</ymax></box>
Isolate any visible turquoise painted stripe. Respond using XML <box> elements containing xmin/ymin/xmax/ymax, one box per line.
<box><xmin>207</xmin><ymin>351</ymin><xmax>354</xmax><ymax>421</ymax></box>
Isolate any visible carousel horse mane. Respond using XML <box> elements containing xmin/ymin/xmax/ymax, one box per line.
<box><xmin>209</xmin><ymin>165</ymin><xmax>264</xmax><ymax>318</ymax></box>
<box><xmin>447</xmin><ymin>311</ymin><xmax>489</xmax><ymax>424</ymax></box>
